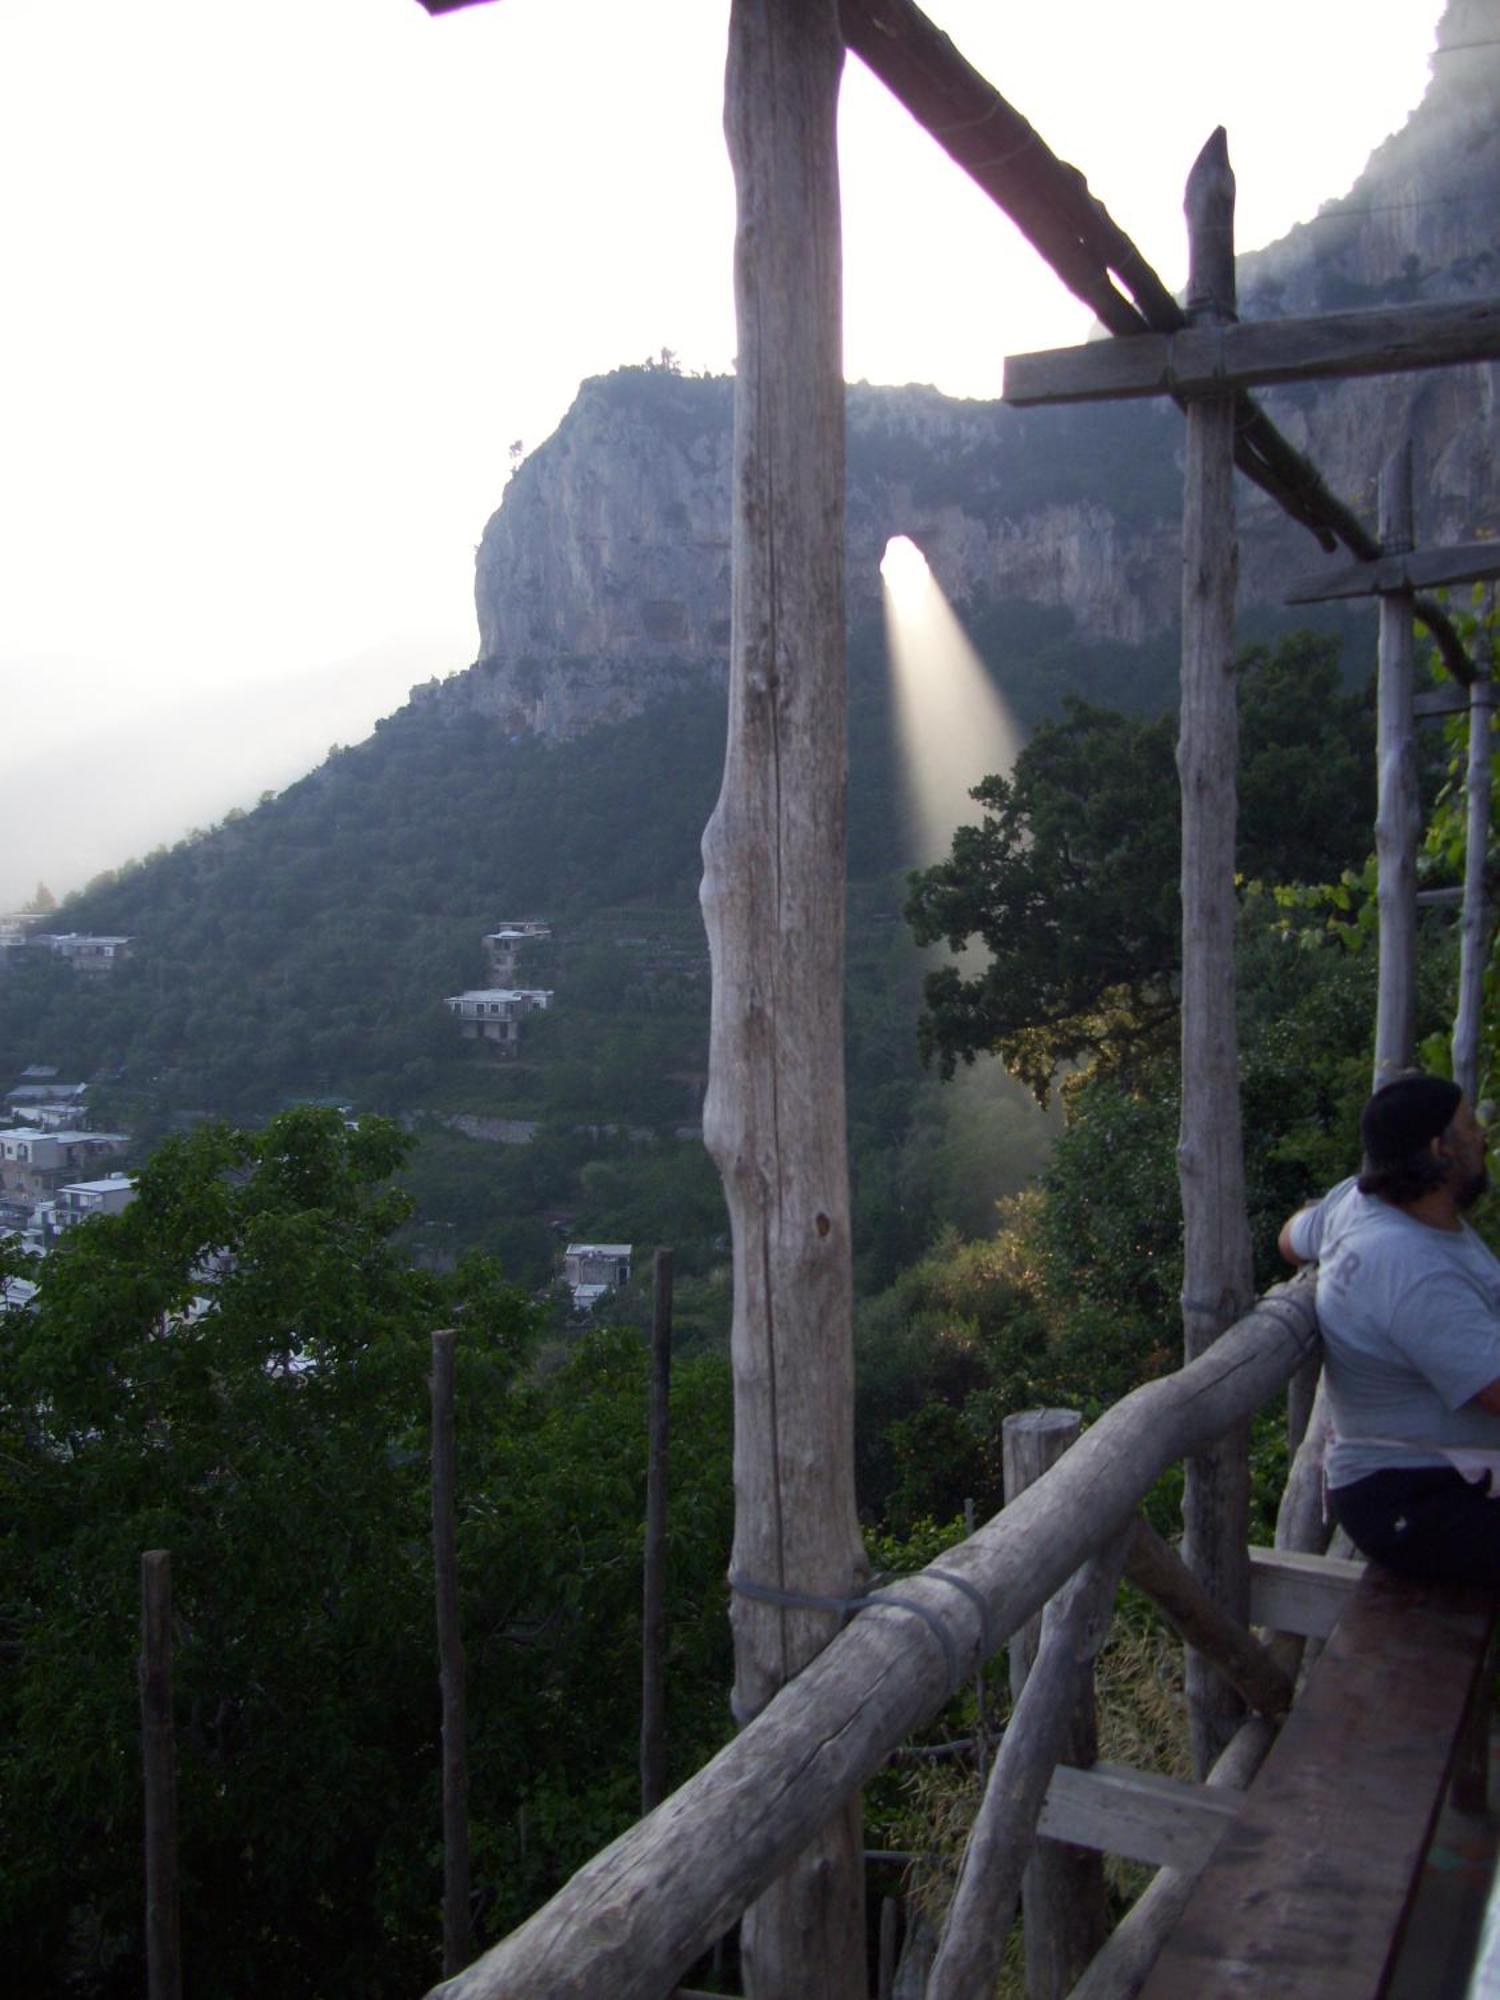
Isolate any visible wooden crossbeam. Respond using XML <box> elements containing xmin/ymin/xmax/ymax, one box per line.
<box><xmin>1248</xmin><ymin>1546</ymin><xmax>1365</xmax><ymax>1639</ymax></box>
<box><xmin>1039</xmin><ymin>1762</ymin><xmax>1242</xmax><ymax>1872</ymax></box>
<box><xmin>1287</xmin><ymin>538</ymin><xmax>1500</xmax><ymax>605</ymax></box>
<box><xmin>1004</xmin><ymin>297</ymin><xmax>1500</xmax><ymax>407</ymax></box>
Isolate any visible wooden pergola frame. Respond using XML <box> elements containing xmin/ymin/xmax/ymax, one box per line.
<box><xmin>416</xmin><ymin>3</ymin><xmax>1500</xmax><ymax>1994</ymax></box>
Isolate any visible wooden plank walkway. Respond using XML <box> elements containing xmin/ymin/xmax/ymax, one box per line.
<box><xmin>1141</xmin><ymin>1569</ymin><xmax>1495</xmax><ymax>1999</ymax></box>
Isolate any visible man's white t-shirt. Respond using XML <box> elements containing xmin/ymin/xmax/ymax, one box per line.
<box><xmin>1288</xmin><ymin>1177</ymin><xmax>1500</xmax><ymax>1488</ymax></box>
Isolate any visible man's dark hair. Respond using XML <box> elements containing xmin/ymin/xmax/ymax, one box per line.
<box><xmin>1357</xmin><ymin>1073</ymin><xmax>1463</xmax><ymax>1204</ymax></box>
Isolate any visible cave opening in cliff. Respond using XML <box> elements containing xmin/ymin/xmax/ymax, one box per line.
<box><xmin>880</xmin><ymin>534</ymin><xmax>1021</xmax><ymax>866</ymax></box>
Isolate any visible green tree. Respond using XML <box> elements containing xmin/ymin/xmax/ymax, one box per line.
<box><xmin>0</xmin><ymin>1110</ymin><xmax>734</xmax><ymax>1996</ymax></box>
<box><xmin>905</xmin><ymin>632</ymin><xmax>1375</xmax><ymax>1099</ymax></box>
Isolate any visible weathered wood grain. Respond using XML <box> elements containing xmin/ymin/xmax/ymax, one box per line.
<box><xmin>1139</xmin><ymin>1569</ymin><xmax>1496</xmax><ymax>2000</ymax></box>
<box><xmin>927</xmin><ymin>1531</ymin><xmax>1130</xmax><ymax>2000</ymax></box>
<box><xmin>1286</xmin><ymin>538</ymin><xmax>1500</xmax><ymax>606</ymax></box>
<box><xmin>1039</xmin><ymin>1762</ymin><xmax>1243</xmax><ymax>1872</ymax></box>
<box><xmin>1001</xmin><ymin>1411</ymin><xmax>1110</xmax><ymax>1998</ymax></box>
<box><xmin>641</xmin><ymin>1251</ymin><xmax>673</xmax><ymax>1816</ymax></box>
<box><xmin>1125</xmin><ymin>1520</ymin><xmax>1293</xmax><ymax>1719</ymax></box>
<box><xmin>431</xmin><ymin>1331</ymin><xmax>471</xmax><ymax>1978</ymax></box>
<box><xmin>1454</xmin><ymin>679</ymin><xmax>1494</xmax><ymax>1104</ymax></box>
<box><xmin>1178</xmin><ymin>127</ymin><xmax>1254</xmax><ymax>1776</ymax></box>
<box><xmin>1373</xmin><ymin>443</ymin><xmax>1420</xmax><ymax>1089</ymax></box>
<box><xmin>1248</xmin><ymin>1547</ymin><xmax>1366</xmax><ymax>1641</ymax></box>
<box><xmin>1066</xmin><ymin>1719</ymin><xmax>1276</xmax><ymax>2000</ymax></box>
<box><xmin>709</xmin><ymin>4</ymin><xmax>867</xmax><ymax>1993</ymax></box>
<box><xmin>1004</xmin><ymin>298</ymin><xmax>1500</xmax><ymax>406</ymax></box>
<box><xmin>422</xmin><ymin>1284</ymin><xmax>1316</xmax><ymax>2000</ymax></box>
<box><xmin>140</xmin><ymin>1550</ymin><xmax>182</xmax><ymax>2000</ymax></box>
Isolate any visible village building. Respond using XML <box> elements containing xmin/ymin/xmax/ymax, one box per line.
<box><xmin>28</xmin><ymin>932</ymin><xmax>133</xmax><ymax>972</ymax></box>
<box><xmin>443</xmin><ymin>987</ymin><xmax>553</xmax><ymax>1053</ymax></box>
<box><xmin>4</xmin><ymin>1080</ymin><xmax>88</xmax><ymax>1116</ymax></box>
<box><xmin>0</xmin><ymin>1128</ymin><xmax>131</xmax><ymax>1204</ymax></box>
<box><xmin>562</xmin><ymin>1242</ymin><xmax>632</xmax><ymax>1312</ymax></box>
<box><xmin>49</xmin><ymin>1175</ymin><xmax>137</xmax><ymax>1234</ymax></box>
<box><xmin>483</xmin><ymin>919</ymin><xmax>551</xmax><ymax>985</ymax></box>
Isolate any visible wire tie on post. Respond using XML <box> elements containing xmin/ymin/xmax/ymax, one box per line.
<box><xmin>728</xmin><ymin>1568</ymin><xmax>990</xmax><ymax>1697</ymax></box>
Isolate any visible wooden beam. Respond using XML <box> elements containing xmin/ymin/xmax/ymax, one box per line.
<box><xmin>1415</xmin><ymin>686</ymin><xmax>1476</xmax><ymax>720</ymax></box>
<box><xmin>1067</xmin><ymin>1719</ymin><xmax>1276</xmax><ymax>2000</ymax></box>
<box><xmin>1286</xmin><ymin>538</ymin><xmax>1500</xmax><ymax>605</ymax></box>
<box><xmin>1374</xmin><ymin>443</ymin><xmax>1421</xmax><ymax>1089</ymax></box>
<box><xmin>1005</xmin><ymin>297</ymin><xmax>1500</xmax><ymax>406</ymax></box>
<box><xmin>1454</xmin><ymin>678</ymin><xmax>1495</xmax><ymax>1103</ymax></box>
<box><xmin>1038</xmin><ymin>1762</ymin><xmax>1242</xmax><ymax>1872</ymax></box>
<box><xmin>1177</xmin><ymin>127</ymin><xmax>1254</xmax><ymax>1777</ymax></box>
<box><xmin>1248</xmin><ymin>1546</ymin><xmax>1366</xmax><ymax>1639</ymax></box>
<box><xmin>423</xmin><ymin>1279</ymin><xmax>1317</xmax><ymax>2000</ymax></box>
<box><xmin>710</xmin><ymin>4</ymin><xmax>866</xmax><ymax>1995</ymax></box>
<box><xmin>1125</xmin><ymin>1519</ymin><xmax>1293</xmax><ymax>1717</ymax></box>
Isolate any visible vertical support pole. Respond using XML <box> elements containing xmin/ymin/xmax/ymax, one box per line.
<box><xmin>1453</xmin><ymin>676</ymin><xmax>1493</xmax><ymax>1105</ymax></box>
<box><xmin>1374</xmin><ymin>441</ymin><xmax>1419</xmax><ymax>1090</ymax></box>
<box><xmin>140</xmin><ymin>1550</ymin><xmax>182</xmax><ymax>2000</ymax></box>
<box><xmin>431</xmin><ymin>1329</ymin><xmax>471</xmax><ymax>1979</ymax></box>
<box><xmin>708</xmin><ymin>3</ymin><xmax>866</xmax><ymax>1993</ymax></box>
<box><xmin>1001</xmin><ymin>1412</ymin><xmax>1109</xmax><ymax>1999</ymax></box>
<box><xmin>1178</xmin><ymin>127</ymin><xmax>1254</xmax><ymax>1777</ymax></box>
<box><xmin>641</xmin><ymin>1247</ymin><xmax>674</xmax><ymax>1815</ymax></box>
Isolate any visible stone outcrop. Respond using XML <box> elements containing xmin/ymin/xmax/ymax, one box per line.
<box><xmin>414</xmin><ymin>0</ymin><xmax>1500</xmax><ymax>742</ymax></box>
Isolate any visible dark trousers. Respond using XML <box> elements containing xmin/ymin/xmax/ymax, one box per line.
<box><xmin>1331</xmin><ymin>1465</ymin><xmax>1500</xmax><ymax>1588</ymax></box>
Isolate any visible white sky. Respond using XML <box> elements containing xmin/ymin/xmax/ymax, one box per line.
<box><xmin>0</xmin><ymin>0</ymin><xmax>1444</xmax><ymax>908</ymax></box>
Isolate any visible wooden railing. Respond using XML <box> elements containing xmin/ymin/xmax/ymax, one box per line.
<box><xmin>426</xmin><ymin>1274</ymin><xmax>1321</xmax><ymax>2000</ymax></box>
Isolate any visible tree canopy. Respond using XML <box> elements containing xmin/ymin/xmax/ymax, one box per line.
<box><xmin>904</xmin><ymin>632</ymin><xmax>1375</xmax><ymax>1098</ymax></box>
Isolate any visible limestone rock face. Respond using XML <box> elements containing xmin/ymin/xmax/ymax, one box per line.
<box><xmin>416</xmin><ymin>0</ymin><xmax>1500</xmax><ymax>742</ymax></box>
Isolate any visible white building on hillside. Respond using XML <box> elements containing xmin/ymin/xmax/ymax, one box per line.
<box><xmin>51</xmin><ymin>1175</ymin><xmax>137</xmax><ymax>1232</ymax></box>
<box><xmin>444</xmin><ymin>988</ymin><xmax>553</xmax><ymax>1054</ymax></box>
<box><xmin>563</xmin><ymin>1242</ymin><xmax>632</xmax><ymax>1311</ymax></box>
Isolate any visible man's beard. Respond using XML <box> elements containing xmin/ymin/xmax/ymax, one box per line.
<box><xmin>1457</xmin><ymin>1167</ymin><xmax>1490</xmax><ymax>1211</ymax></box>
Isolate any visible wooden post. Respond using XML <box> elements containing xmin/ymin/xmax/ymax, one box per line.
<box><xmin>641</xmin><ymin>1248</ymin><xmax>674</xmax><ymax>1815</ymax></box>
<box><xmin>1453</xmin><ymin>675</ymin><xmax>1494</xmax><ymax>1103</ymax></box>
<box><xmin>709</xmin><ymin>3</ymin><xmax>867</xmax><ymax>1994</ymax></box>
<box><xmin>1177</xmin><ymin>127</ymin><xmax>1254</xmax><ymax>1776</ymax></box>
<box><xmin>140</xmin><ymin>1550</ymin><xmax>182</xmax><ymax>2000</ymax></box>
<box><xmin>1001</xmin><ymin>1411</ymin><xmax>1110</xmax><ymax>1998</ymax></box>
<box><xmin>1374</xmin><ymin>441</ymin><xmax>1420</xmax><ymax>1089</ymax></box>
<box><xmin>432</xmin><ymin>1329</ymin><xmax>471</xmax><ymax>1978</ymax></box>
<box><xmin>928</xmin><ymin>1526</ymin><xmax>1130</xmax><ymax>2000</ymax></box>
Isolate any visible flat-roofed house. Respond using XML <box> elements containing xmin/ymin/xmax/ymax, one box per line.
<box><xmin>444</xmin><ymin>988</ymin><xmax>553</xmax><ymax>1054</ymax></box>
<box><xmin>483</xmin><ymin>920</ymin><xmax>551</xmax><ymax>985</ymax></box>
<box><xmin>52</xmin><ymin>1175</ymin><xmax>136</xmax><ymax>1232</ymax></box>
<box><xmin>563</xmin><ymin>1243</ymin><xmax>632</xmax><ymax>1310</ymax></box>
<box><xmin>0</xmin><ymin>1129</ymin><xmax>130</xmax><ymax>1204</ymax></box>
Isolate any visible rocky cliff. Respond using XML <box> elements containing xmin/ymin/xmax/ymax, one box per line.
<box><xmin>416</xmin><ymin>0</ymin><xmax>1500</xmax><ymax>742</ymax></box>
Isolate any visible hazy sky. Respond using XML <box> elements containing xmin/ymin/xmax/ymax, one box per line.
<box><xmin>1</xmin><ymin>0</ymin><xmax>1445</xmax><ymax>908</ymax></box>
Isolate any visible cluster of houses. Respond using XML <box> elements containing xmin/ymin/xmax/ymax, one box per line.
<box><xmin>444</xmin><ymin>920</ymin><xmax>554</xmax><ymax>1056</ymax></box>
<box><xmin>0</xmin><ymin>913</ymin><xmax>133</xmax><ymax>974</ymax></box>
<box><xmin>0</xmin><ymin>1068</ymin><xmax>135</xmax><ymax>1263</ymax></box>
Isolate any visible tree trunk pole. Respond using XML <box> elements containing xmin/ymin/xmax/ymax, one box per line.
<box><xmin>1374</xmin><ymin>441</ymin><xmax>1419</xmax><ymax>1089</ymax></box>
<box><xmin>1001</xmin><ymin>1412</ymin><xmax>1110</xmax><ymax>1998</ymax></box>
<box><xmin>709</xmin><ymin>4</ymin><xmax>867</xmax><ymax>1994</ymax></box>
<box><xmin>641</xmin><ymin>1248</ymin><xmax>674</xmax><ymax>1815</ymax></box>
<box><xmin>1453</xmin><ymin>674</ymin><xmax>1493</xmax><ymax>1103</ymax></box>
<box><xmin>1177</xmin><ymin>127</ymin><xmax>1254</xmax><ymax>1777</ymax></box>
<box><xmin>432</xmin><ymin>1329</ymin><xmax>471</xmax><ymax>1978</ymax></box>
<box><xmin>140</xmin><ymin>1549</ymin><xmax>182</xmax><ymax>2000</ymax></box>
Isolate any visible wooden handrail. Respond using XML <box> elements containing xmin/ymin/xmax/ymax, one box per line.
<box><xmin>424</xmin><ymin>1275</ymin><xmax>1317</xmax><ymax>2000</ymax></box>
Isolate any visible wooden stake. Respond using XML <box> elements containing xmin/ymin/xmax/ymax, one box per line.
<box><xmin>432</xmin><ymin>1329</ymin><xmax>471</xmax><ymax>1978</ymax></box>
<box><xmin>641</xmin><ymin>1248</ymin><xmax>674</xmax><ymax>1816</ymax></box>
<box><xmin>1374</xmin><ymin>441</ymin><xmax>1419</xmax><ymax>1089</ymax></box>
<box><xmin>140</xmin><ymin>1550</ymin><xmax>182</xmax><ymax>2000</ymax></box>
<box><xmin>711</xmin><ymin>3</ymin><xmax>866</xmax><ymax>1993</ymax></box>
<box><xmin>1454</xmin><ymin>676</ymin><xmax>1494</xmax><ymax>1103</ymax></box>
<box><xmin>1000</xmin><ymin>1412</ymin><xmax>1110</xmax><ymax>1999</ymax></box>
<box><xmin>1177</xmin><ymin>128</ymin><xmax>1254</xmax><ymax>1776</ymax></box>
<box><xmin>928</xmin><ymin>1527</ymin><xmax>1129</xmax><ymax>2000</ymax></box>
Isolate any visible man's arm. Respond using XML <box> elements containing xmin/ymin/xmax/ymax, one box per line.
<box><xmin>1278</xmin><ymin>1204</ymin><xmax>1319</xmax><ymax>1268</ymax></box>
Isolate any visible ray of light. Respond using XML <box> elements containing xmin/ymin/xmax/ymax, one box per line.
<box><xmin>881</xmin><ymin>536</ymin><xmax>1023</xmax><ymax>867</ymax></box>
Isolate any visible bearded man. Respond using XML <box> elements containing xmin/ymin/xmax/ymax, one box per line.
<box><xmin>1279</xmin><ymin>1072</ymin><xmax>1500</xmax><ymax>1587</ymax></box>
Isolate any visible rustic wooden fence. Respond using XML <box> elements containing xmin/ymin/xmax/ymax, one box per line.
<box><xmin>427</xmin><ymin>1274</ymin><xmax>1328</xmax><ymax>1998</ymax></box>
